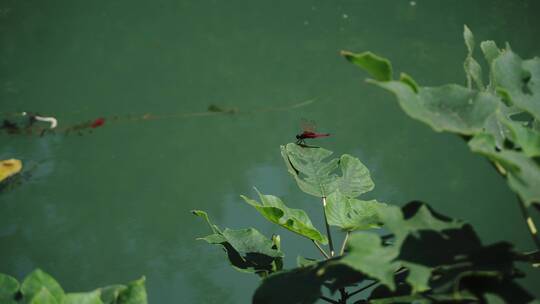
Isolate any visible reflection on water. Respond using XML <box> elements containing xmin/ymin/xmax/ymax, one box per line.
<box><xmin>1</xmin><ymin>0</ymin><xmax>540</xmax><ymax>302</ymax></box>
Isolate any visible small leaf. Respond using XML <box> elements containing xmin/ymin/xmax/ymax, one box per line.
<box><xmin>191</xmin><ymin>210</ymin><xmax>221</xmax><ymax>233</ymax></box>
<box><xmin>325</xmin><ymin>190</ymin><xmax>387</xmax><ymax>231</ymax></box>
<box><xmin>21</xmin><ymin>269</ymin><xmax>65</xmax><ymax>304</ymax></box>
<box><xmin>0</xmin><ymin>273</ymin><xmax>19</xmax><ymax>303</ymax></box>
<box><xmin>65</xmin><ymin>290</ymin><xmax>103</xmax><ymax>304</ymax></box>
<box><xmin>464</xmin><ymin>56</ymin><xmax>485</xmax><ymax>90</ymax></box>
<box><xmin>481</xmin><ymin>40</ymin><xmax>501</xmax><ymax>65</ymax></box>
<box><xmin>399</xmin><ymin>73</ymin><xmax>419</xmax><ymax>93</ymax></box>
<box><xmin>100</xmin><ymin>285</ymin><xmax>127</xmax><ymax>304</ymax></box>
<box><xmin>297</xmin><ymin>256</ymin><xmax>318</xmax><ymax>268</ymax></box>
<box><xmin>492</xmin><ymin>49</ymin><xmax>540</xmax><ymax>120</ymax></box>
<box><xmin>241</xmin><ymin>191</ymin><xmax>327</xmax><ymax>244</ymax></box>
<box><xmin>337</xmin><ymin>154</ymin><xmax>374</xmax><ymax>197</ymax></box>
<box><xmin>341</xmin><ymin>50</ymin><xmax>393</xmax><ymax>81</ymax></box>
<box><xmin>469</xmin><ymin>133</ymin><xmax>540</xmax><ymax>207</ymax></box>
<box><xmin>463</xmin><ymin>25</ymin><xmax>475</xmax><ymax>55</ymax></box>
<box><xmin>497</xmin><ymin>113</ymin><xmax>540</xmax><ymax>157</ymax></box>
<box><xmin>117</xmin><ymin>277</ymin><xmax>147</xmax><ymax>304</ymax></box>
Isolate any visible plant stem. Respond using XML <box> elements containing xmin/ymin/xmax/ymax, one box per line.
<box><xmin>313</xmin><ymin>240</ymin><xmax>330</xmax><ymax>259</ymax></box>
<box><xmin>340</xmin><ymin>231</ymin><xmax>350</xmax><ymax>256</ymax></box>
<box><xmin>320</xmin><ymin>296</ymin><xmax>339</xmax><ymax>304</ymax></box>
<box><xmin>322</xmin><ymin>196</ymin><xmax>335</xmax><ymax>257</ymax></box>
<box><xmin>347</xmin><ymin>281</ymin><xmax>379</xmax><ymax>298</ymax></box>
<box><xmin>516</xmin><ymin>195</ymin><xmax>540</xmax><ymax>249</ymax></box>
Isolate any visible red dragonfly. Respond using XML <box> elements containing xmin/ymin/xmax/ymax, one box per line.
<box><xmin>295</xmin><ymin>119</ymin><xmax>330</xmax><ymax>146</ymax></box>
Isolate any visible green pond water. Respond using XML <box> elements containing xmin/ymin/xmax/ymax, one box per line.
<box><xmin>1</xmin><ymin>0</ymin><xmax>540</xmax><ymax>302</ymax></box>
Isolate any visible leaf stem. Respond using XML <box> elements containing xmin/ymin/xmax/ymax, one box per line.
<box><xmin>313</xmin><ymin>240</ymin><xmax>330</xmax><ymax>259</ymax></box>
<box><xmin>340</xmin><ymin>231</ymin><xmax>350</xmax><ymax>256</ymax></box>
<box><xmin>516</xmin><ymin>194</ymin><xmax>540</xmax><ymax>249</ymax></box>
<box><xmin>347</xmin><ymin>280</ymin><xmax>379</xmax><ymax>298</ymax></box>
<box><xmin>319</xmin><ymin>295</ymin><xmax>340</xmax><ymax>304</ymax></box>
<box><xmin>322</xmin><ymin>196</ymin><xmax>335</xmax><ymax>257</ymax></box>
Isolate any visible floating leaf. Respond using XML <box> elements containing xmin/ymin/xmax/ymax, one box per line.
<box><xmin>325</xmin><ymin>190</ymin><xmax>387</xmax><ymax>231</ymax></box>
<box><xmin>341</xmin><ymin>50</ymin><xmax>392</xmax><ymax>81</ymax></box>
<box><xmin>281</xmin><ymin>144</ymin><xmax>374</xmax><ymax>198</ymax></box>
<box><xmin>0</xmin><ymin>159</ymin><xmax>22</xmax><ymax>183</ymax></box>
<box><xmin>241</xmin><ymin>190</ymin><xmax>327</xmax><ymax>244</ymax></box>
<box><xmin>21</xmin><ymin>269</ymin><xmax>65</xmax><ymax>304</ymax></box>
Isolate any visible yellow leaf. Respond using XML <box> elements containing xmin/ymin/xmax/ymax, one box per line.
<box><xmin>0</xmin><ymin>159</ymin><xmax>22</xmax><ymax>182</ymax></box>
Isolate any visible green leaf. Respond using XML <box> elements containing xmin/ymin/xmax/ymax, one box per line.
<box><xmin>492</xmin><ymin>49</ymin><xmax>540</xmax><ymax>120</ymax></box>
<box><xmin>241</xmin><ymin>190</ymin><xmax>327</xmax><ymax>244</ymax></box>
<box><xmin>368</xmin><ymin>81</ymin><xmax>499</xmax><ymax>135</ymax></box>
<box><xmin>281</xmin><ymin>144</ymin><xmax>374</xmax><ymax>198</ymax></box>
<box><xmin>464</xmin><ymin>57</ymin><xmax>484</xmax><ymax>90</ymax></box>
<box><xmin>296</xmin><ymin>256</ymin><xmax>318</xmax><ymax>268</ymax></box>
<box><xmin>191</xmin><ymin>210</ymin><xmax>221</xmax><ymax>233</ymax></box>
<box><xmin>100</xmin><ymin>285</ymin><xmax>127</xmax><ymax>304</ymax></box>
<box><xmin>399</xmin><ymin>73</ymin><xmax>419</xmax><ymax>93</ymax></box>
<box><xmin>480</xmin><ymin>40</ymin><xmax>501</xmax><ymax>66</ymax></box>
<box><xmin>29</xmin><ymin>287</ymin><xmax>58</xmax><ymax>304</ymax></box>
<box><xmin>325</xmin><ymin>190</ymin><xmax>387</xmax><ymax>231</ymax></box>
<box><xmin>194</xmin><ymin>210</ymin><xmax>284</xmax><ymax>276</ymax></box>
<box><xmin>0</xmin><ymin>273</ymin><xmax>19</xmax><ymax>304</ymax></box>
<box><xmin>463</xmin><ymin>25</ymin><xmax>475</xmax><ymax>55</ymax></box>
<box><xmin>281</xmin><ymin>143</ymin><xmax>339</xmax><ymax>197</ymax></box>
<box><xmin>65</xmin><ymin>290</ymin><xmax>103</xmax><ymax>304</ymax></box>
<box><xmin>469</xmin><ymin>133</ymin><xmax>540</xmax><ymax>207</ymax></box>
<box><xmin>117</xmin><ymin>277</ymin><xmax>147</xmax><ymax>304</ymax></box>
<box><xmin>340</xmin><ymin>233</ymin><xmax>399</xmax><ymax>290</ymax></box>
<box><xmin>341</xmin><ymin>50</ymin><xmax>393</xmax><ymax>81</ymax></box>
<box><xmin>497</xmin><ymin>113</ymin><xmax>540</xmax><ymax>157</ymax></box>
<box><xmin>21</xmin><ymin>269</ymin><xmax>65</xmax><ymax>304</ymax></box>
<box><xmin>337</xmin><ymin>154</ymin><xmax>375</xmax><ymax>197</ymax></box>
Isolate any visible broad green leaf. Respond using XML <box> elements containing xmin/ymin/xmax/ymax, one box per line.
<box><xmin>341</xmin><ymin>233</ymin><xmax>399</xmax><ymax>290</ymax></box>
<box><xmin>341</xmin><ymin>50</ymin><xmax>392</xmax><ymax>81</ymax></box>
<box><xmin>492</xmin><ymin>49</ymin><xmax>540</xmax><ymax>120</ymax></box>
<box><xmin>117</xmin><ymin>277</ymin><xmax>147</xmax><ymax>304</ymax></box>
<box><xmin>100</xmin><ymin>285</ymin><xmax>127</xmax><ymax>304</ymax></box>
<box><xmin>194</xmin><ymin>209</ymin><xmax>284</xmax><ymax>276</ymax></box>
<box><xmin>0</xmin><ymin>273</ymin><xmax>19</xmax><ymax>304</ymax></box>
<box><xmin>469</xmin><ymin>133</ymin><xmax>540</xmax><ymax>207</ymax></box>
<box><xmin>498</xmin><ymin>113</ymin><xmax>540</xmax><ymax>157</ymax></box>
<box><xmin>65</xmin><ymin>290</ymin><xmax>103</xmax><ymax>304</ymax></box>
<box><xmin>281</xmin><ymin>143</ymin><xmax>339</xmax><ymax>197</ymax></box>
<box><xmin>367</xmin><ymin>80</ymin><xmax>499</xmax><ymax>135</ymax></box>
<box><xmin>29</xmin><ymin>287</ymin><xmax>58</xmax><ymax>304</ymax></box>
<box><xmin>337</xmin><ymin>154</ymin><xmax>374</xmax><ymax>197</ymax></box>
<box><xmin>21</xmin><ymin>269</ymin><xmax>65</xmax><ymax>304</ymax></box>
<box><xmin>241</xmin><ymin>190</ymin><xmax>327</xmax><ymax>244</ymax></box>
<box><xmin>325</xmin><ymin>190</ymin><xmax>387</xmax><ymax>231</ymax></box>
<box><xmin>281</xmin><ymin>144</ymin><xmax>374</xmax><ymax>198</ymax></box>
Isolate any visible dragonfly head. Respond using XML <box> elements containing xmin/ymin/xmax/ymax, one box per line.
<box><xmin>295</xmin><ymin>134</ymin><xmax>301</xmax><ymax>139</ymax></box>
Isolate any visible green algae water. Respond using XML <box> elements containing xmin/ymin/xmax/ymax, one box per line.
<box><xmin>1</xmin><ymin>0</ymin><xmax>540</xmax><ymax>302</ymax></box>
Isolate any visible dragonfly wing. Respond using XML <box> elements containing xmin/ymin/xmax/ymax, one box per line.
<box><xmin>300</xmin><ymin>118</ymin><xmax>317</xmax><ymax>133</ymax></box>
